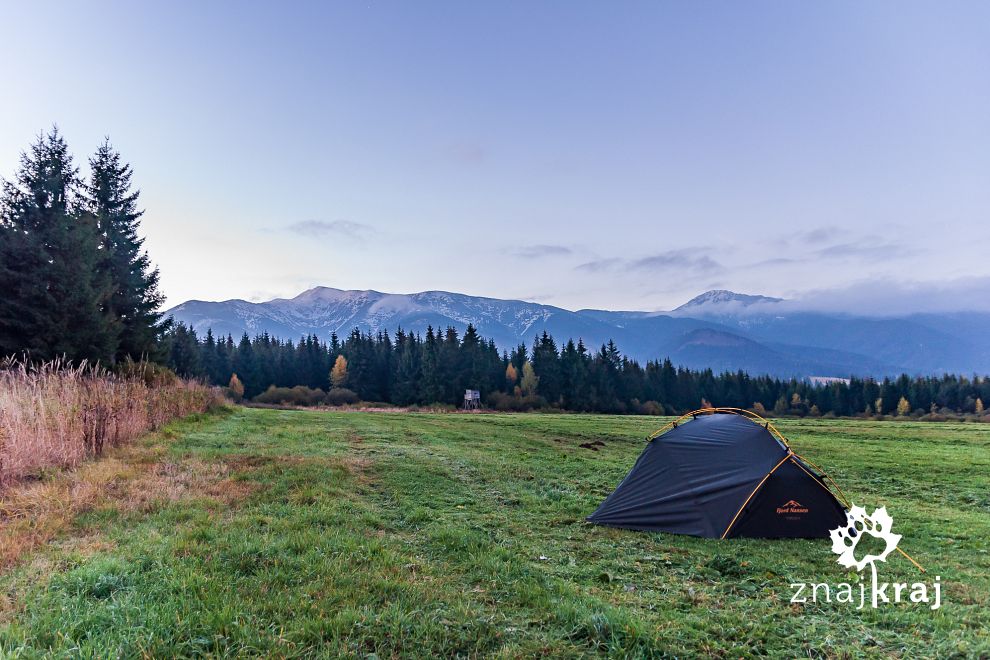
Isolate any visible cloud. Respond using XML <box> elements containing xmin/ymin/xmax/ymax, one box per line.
<box><xmin>285</xmin><ymin>220</ymin><xmax>374</xmax><ymax>241</ymax></box>
<box><xmin>576</xmin><ymin>258</ymin><xmax>623</xmax><ymax>273</ymax></box>
<box><xmin>577</xmin><ymin>249</ymin><xmax>722</xmax><ymax>275</ymax></box>
<box><xmin>812</xmin><ymin>241</ymin><xmax>914</xmax><ymax>260</ymax></box>
<box><xmin>766</xmin><ymin>276</ymin><xmax>990</xmax><ymax>316</ymax></box>
<box><xmin>745</xmin><ymin>257</ymin><xmax>798</xmax><ymax>268</ymax></box>
<box><xmin>629</xmin><ymin>250</ymin><xmax>723</xmax><ymax>274</ymax></box>
<box><xmin>511</xmin><ymin>244</ymin><xmax>573</xmax><ymax>259</ymax></box>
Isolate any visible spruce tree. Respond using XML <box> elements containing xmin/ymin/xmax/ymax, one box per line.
<box><xmin>0</xmin><ymin>128</ymin><xmax>116</xmax><ymax>362</ymax></box>
<box><xmin>87</xmin><ymin>139</ymin><xmax>164</xmax><ymax>361</ymax></box>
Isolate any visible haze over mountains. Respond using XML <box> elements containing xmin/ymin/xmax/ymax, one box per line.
<box><xmin>166</xmin><ymin>288</ymin><xmax>990</xmax><ymax>379</ymax></box>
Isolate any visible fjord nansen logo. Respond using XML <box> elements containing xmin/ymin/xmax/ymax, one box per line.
<box><xmin>776</xmin><ymin>500</ymin><xmax>809</xmax><ymax>515</ymax></box>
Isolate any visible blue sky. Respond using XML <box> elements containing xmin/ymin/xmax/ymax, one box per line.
<box><xmin>2</xmin><ymin>1</ymin><xmax>988</xmax><ymax>312</ymax></box>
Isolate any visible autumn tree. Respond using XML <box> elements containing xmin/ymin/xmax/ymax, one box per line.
<box><xmin>505</xmin><ymin>362</ymin><xmax>518</xmax><ymax>389</ymax></box>
<box><xmin>228</xmin><ymin>373</ymin><xmax>245</xmax><ymax>401</ymax></box>
<box><xmin>330</xmin><ymin>354</ymin><xmax>349</xmax><ymax>388</ymax></box>
<box><xmin>520</xmin><ymin>361</ymin><xmax>539</xmax><ymax>396</ymax></box>
<box><xmin>896</xmin><ymin>396</ymin><xmax>911</xmax><ymax>416</ymax></box>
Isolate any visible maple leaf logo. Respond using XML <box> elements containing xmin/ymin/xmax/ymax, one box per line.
<box><xmin>829</xmin><ymin>505</ymin><xmax>901</xmax><ymax>572</ymax></box>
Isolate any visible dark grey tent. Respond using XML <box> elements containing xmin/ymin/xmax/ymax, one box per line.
<box><xmin>588</xmin><ymin>409</ymin><xmax>848</xmax><ymax>538</ymax></box>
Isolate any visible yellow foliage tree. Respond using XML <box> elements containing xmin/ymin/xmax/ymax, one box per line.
<box><xmin>505</xmin><ymin>363</ymin><xmax>518</xmax><ymax>386</ymax></box>
<box><xmin>520</xmin><ymin>361</ymin><xmax>539</xmax><ymax>396</ymax></box>
<box><xmin>228</xmin><ymin>373</ymin><xmax>245</xmax><ymax>401</ymax></box>
<box><xmin>976</xmin><ymin>398</ymin><xmax>984</xmax><ymax>415</ymax></box>
<box><xmin>896</xmin><ymin>396</ymin><xmax>911</xmax><ymax>416</ymax></box>
<box><xmin>330</xmin><ymin>355</ymin><xmax>348</xmax><ymax>388</ymax></box>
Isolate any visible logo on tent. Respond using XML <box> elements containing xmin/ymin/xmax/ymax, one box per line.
<box><xmin>775</xmin><ymin>500</ymin><xmax>809</xmax><ymax>516</ymax></box>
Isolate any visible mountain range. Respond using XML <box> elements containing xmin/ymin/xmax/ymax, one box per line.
<box><xmin>165</xmin><ymin>288</ymin><xmax>990</xmax><ymax>378</ymax></box>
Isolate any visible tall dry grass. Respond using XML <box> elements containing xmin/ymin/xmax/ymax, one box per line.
<box><xmin>0</xmin><ymin>358</ymin><xmax>223</xmax><ymax>487</ymax></box>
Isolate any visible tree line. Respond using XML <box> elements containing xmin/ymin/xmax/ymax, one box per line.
<box><xmin>165</xmin><ymin>322</ymin><xmax>989</xmax><ymax>417</ymax></box>
<box><xmin>0</xmin><ymin>128</ymin><xmax>163</xmax><ymax>364</ymax></box>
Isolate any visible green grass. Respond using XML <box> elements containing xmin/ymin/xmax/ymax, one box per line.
<box><xmin>1</xmin><ymin>409</ymin><xmax>987</xmax><ymax>657</ymax></box>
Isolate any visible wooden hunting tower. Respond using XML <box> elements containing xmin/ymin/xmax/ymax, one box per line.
<box><xmin>463</xmin><ymin>389</ymin><xmax>481</xmax><ymax>410</ymax></box>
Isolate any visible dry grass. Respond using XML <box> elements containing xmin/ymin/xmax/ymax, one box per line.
<box><xmin>0</xmin><ymin>453</ymin><xmax>137</xmax><ymax>568</ymax></box>
<box><xmin>0</xmin><ymin>359</ymin><xmax>224</xmax><ymax>487</ymax></box>
<box><xmin>0</xmin><ymin>433</ymin><xmax>254</xmax><ymax>570</ymax></box>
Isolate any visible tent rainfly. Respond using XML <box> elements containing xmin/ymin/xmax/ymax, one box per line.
<box><xmin>587</xmin><ymin>408</ymin><xmax>849</xmax><ymax>539</ymax></box>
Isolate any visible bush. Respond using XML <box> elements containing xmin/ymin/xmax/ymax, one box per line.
<box><xmin>324</xmin><ymin>387</ymin><xmax>359</xmax><ymax>406</ymax></box>
<box><xmin>487</xmin><ymin>391</ymin><xmax>546</xmax><ymax>412</ymax></box>
<box><xmin>636</xmin><ymin>400</ymin><xmax>664</xmax><ymax>416</ymax></box>
<box><xmin>252</xmin><ymin>385</ymin><xmax>326</xmax><ymax>407</ymax></box>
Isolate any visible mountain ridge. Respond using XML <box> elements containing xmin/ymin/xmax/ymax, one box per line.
<box><xmin>166</xmin><ymin>287</ymin><xmax>990</xmax><ymax>378</ymax></box>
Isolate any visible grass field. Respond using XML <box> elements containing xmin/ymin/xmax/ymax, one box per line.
<box><xmin>0</xmin><ymin>408</ymin><xmax>987</xmax><ymax>657</ymax></box>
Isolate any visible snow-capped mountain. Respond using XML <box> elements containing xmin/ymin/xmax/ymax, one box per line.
<box><xmin>672</xmin><ymin>289</ymin><xmax>783</xmax><ymax>314</ymax></box>
<box><xmin>165</xmin><ymin>287</ymin><xmax>990</xmax><ymax>378</ymax></box>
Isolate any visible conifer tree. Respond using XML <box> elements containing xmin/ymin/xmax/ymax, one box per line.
<box><xmin>0</xmin><ymin>128</ymin><xmax>116</xmax><ymax>362</ymax></box>
<box><xmin>86</xmin><ymin>139</ymin><xmax>164</xmax><ymax>361</ymax></box>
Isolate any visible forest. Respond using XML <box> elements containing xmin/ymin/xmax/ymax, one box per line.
<box><xmin>165</xmin><ymin>322</ymin><xmax>989</xmax><ymax>417</ymax></box>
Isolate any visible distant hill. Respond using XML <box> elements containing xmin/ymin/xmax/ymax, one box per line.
<box><xmin>165</xmin><ymin>287</ymin><xmax>990</xmax><ymax>378</ymax></box>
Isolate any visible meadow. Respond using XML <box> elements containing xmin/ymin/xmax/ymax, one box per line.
<box><xmin>0</xmin><ymin>408</ymin><xmax>987</xmax><ymax>657</ymax></box>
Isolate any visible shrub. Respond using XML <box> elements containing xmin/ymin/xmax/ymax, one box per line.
<box><xmin>324</xmin><ymin>387</ymin><xmax>359</xmax><ymax>406</ymax></box>
<box><xmin>637</xmin><ymin>400</ymin><xmax>664</xmax><ymax>416</ymax></box>
<box><xmin>487</xmin><ymin>391</ymin><xmax>546</xmax><ymax>412</ymax></box>
<box><xmin>253</xmin><ymin>385</ymin><xmax>326</xmax><ymax>406</ymax></box>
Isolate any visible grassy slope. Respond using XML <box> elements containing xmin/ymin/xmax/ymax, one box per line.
<box><xmin>0</xmin><ymin>409</ymin><xmax>987</xmax><ymax>657</ymax></box>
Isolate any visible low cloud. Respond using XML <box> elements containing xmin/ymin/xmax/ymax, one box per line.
<box><xmin>285</xmin><ymin>220</ymin><xmax>374</xmax><ymax>241</ymax></box>
<box><xmin>780</xmin><ymin>276</ymin><xmax>990</xmax><ymax>316</ymax></box>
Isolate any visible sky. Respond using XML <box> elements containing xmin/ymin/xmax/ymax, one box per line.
<box><xmin>2</xmin><ymin>1</ymin><xmax>989</xmax><ymax>313</ymax></box>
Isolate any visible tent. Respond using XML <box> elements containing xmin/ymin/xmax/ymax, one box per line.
<box><xmin>587</xmin><ymin>408</ymin><xmax>849</xmax><ymax>538</ymax></box>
